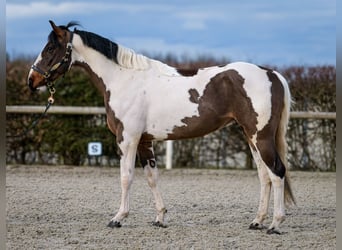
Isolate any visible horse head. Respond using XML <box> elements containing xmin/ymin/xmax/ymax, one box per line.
<box><xmin>28</xmin><ymin>20</ymin><xmax>77</xmax><ymax>91</ymax></box>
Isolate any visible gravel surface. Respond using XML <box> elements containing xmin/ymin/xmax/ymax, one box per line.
<box><xmin>6</xmin><ymin>165</ymin><xmax>336</xmax><ymax>249</ymax></box>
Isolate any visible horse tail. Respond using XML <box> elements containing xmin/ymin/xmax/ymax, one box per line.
<box><xmin>275</xmin><ymin>72</ymin><xmax>296</xmax><ymax>206</ymax></box>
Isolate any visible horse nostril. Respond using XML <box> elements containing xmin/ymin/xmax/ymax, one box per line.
<box><xmin>28</xmin><ymin>77</ymin><xmax>36</xmax><ymax>92</ymax></box>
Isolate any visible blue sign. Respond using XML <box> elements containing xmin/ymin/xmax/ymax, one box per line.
<box><xmin>88</xmin><ymin>142</ymin><xmax>102</xmax><ymax>156</ymax></box>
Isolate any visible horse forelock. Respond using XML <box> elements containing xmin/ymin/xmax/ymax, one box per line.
<box><xmin>48</xmin><ymin>21</ymin><xmax>80</xmax><ymax>46</ymax></box>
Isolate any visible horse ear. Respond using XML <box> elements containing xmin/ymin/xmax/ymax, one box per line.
<box><xmin>49</xmin><ymin>20</ymin><xmax>64</xmax><ymax>38</ymax></box>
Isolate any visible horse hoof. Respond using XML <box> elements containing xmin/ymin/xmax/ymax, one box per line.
<box><xmin>249</xmin><ymin>223</ymin><xmax>264</xmax><ymax>230</ymax></box>
<box><xmin>151</xmin><ymin>221</ymin><xmax>168</xmax><ymax>228</ymax></box>
<box><xmin>266</xmin><ymin>227</ymin><xmax>281</xmax><ymax>235</ymax></box>
<box><xmin>107</xmin><ymin>220</ymin><xmax>122</xmax><ymax>228</ymax></box>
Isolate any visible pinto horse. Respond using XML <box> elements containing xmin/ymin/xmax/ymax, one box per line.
<box><xmin>28</xmin><ymin>21</ymin><xmax>295</xmax><ymax>234</ymax></box>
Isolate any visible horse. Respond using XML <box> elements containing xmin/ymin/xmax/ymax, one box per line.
<box><xmin>28</xmin><ymin>20</ymin><xmax>295</xmax><ymax>234</ymax></box>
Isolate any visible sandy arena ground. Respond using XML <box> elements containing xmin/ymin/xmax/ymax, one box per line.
<box><xmin>6</xmin><ymin>165</ymin><xmax>335</xmax><ymax>249</ymax></box>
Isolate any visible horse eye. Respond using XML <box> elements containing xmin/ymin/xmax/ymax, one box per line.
<box><xmin>47</xmin><ymin>46</ymin><xmax>54</xmax><ymax>53</ymax></box>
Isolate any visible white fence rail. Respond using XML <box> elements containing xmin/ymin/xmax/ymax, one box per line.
<box><xmin>6</xmin><ymin>106</ymin><xmax>336</xmax><ymax>169</ymax></box>
<box><xmin>6</xmin><ymin>105</ymin><xmax>107</xmax><ymax>115</ymax></box>
<box><xmin>6</xmin><ymin>105</ymin><xmax>336</xmax><ymax>119</ymax></box>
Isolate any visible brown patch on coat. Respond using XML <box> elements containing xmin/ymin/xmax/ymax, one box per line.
<box><xmin>140</xmin><ymin>132</ymin><xmax>155</xmax><ymax>141</ymax></box>
<box><xmin>188</xmin><ymin>88</ymin><xmax>200</xmax><ymax>103</ymax></box>
<box><xmin>104</xmin><ymin>91</ymin><xmax>124</xmax><ymax>144</ymax></box>
<box><xmin>137</xmin><ymin>140</ymin><xmax>156</xmax><ymax>168</ymax></box>
<box><xmin>75</xmin><ymin>61</ymin><xmax>125</xmax><ymax>145</ymax></box>
<box><xmin>74</xmin><ymin>62</ymin><xmax>106</xmax><ymax>93</ymax></box>
<box><xmin>167</xmin><ymin>69</ymin><xmax>258</xmax><ymax>140</ymax></box>
<box><xmin>176</xmin><ymin>68</ymin><xmax>199</xmax><ymax>77</ymax></box>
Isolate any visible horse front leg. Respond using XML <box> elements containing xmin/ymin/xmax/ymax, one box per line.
<box><xmin>138</xmin><ymin>140</ymin><xmax>167</xmax><ymax>227</ymax></box>
<box><xmin>108</xmin><ymin>139</ymin><xmax>139</xmax><ymax>228</ymax></box>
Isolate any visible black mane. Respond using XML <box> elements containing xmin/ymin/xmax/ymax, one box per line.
<box><xmin>48</xmin><ymin>21</ymin><xmax>119</xmax><ymax>63</ymax></box>
<box><xmin>75</xmin><ymin>30</ymin><xmax>119</xmax><ymax>63</ymax></box>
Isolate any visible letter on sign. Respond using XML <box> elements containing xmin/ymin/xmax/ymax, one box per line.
<box><xmin>88</xmin><ymin>142</ymin><xmax>102</xmax><ymax>156</ymax></box>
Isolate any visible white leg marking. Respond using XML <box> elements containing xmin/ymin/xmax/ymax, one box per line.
<box><xmin>250</xmin><ymin>148</ymin><xmax>271</xmax><ymax>228</ymax></box>
<box><xmin>111</xmin><ymin>139</ymin><xmax>139</xmax><ymax>224</ymax></box>
<box><xmin>250</xmin><ymin>145</ymin><xmax>286</xmax><ymax>233</ymax></box>
<box><xmin>266</xmin><ymin>168</ymin><xmax>286</xmax><ymax>233</ymax></box>
<box><xmin>144</xmin><ymin>165</ymin><xmax>167</xmax><ymax>225</ymax></box>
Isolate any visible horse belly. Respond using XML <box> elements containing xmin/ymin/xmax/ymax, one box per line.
<box><xmin>166</xmin><ymin>114</ymin><xmax>234</xmax><ymax>140</ymax></box>
<box><xmin>145</xmin><ymin>100</ymin><xmax>234</xmax><ymax>141</ymax></box>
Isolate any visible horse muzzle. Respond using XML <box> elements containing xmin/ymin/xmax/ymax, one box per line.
<box><xmin>28</xmin><ymin>71</ymin><xmax>45</xmax><ymax>92</ymax></box>
<box><xmin>28</xmin><ymin>77</ymin><xmax>37</xmax><ymax>92</ymax></box>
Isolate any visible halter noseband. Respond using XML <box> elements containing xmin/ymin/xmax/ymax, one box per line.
<box><xmin>31</xmin><ymin>32</ymin><xmax>74</xmax><ymax>81</ymax></box>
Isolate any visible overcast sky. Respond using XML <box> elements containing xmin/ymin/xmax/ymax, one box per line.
<box><xmin>6</xmin><ymin>0</ymin><xmax>336</xmax><ymax>66</ymax></box>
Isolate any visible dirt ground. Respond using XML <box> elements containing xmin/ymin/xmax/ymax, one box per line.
<box><xmin>6</xmin><ymin>165</ymin><xmax>335</xmax><ymax>249</ymax></box>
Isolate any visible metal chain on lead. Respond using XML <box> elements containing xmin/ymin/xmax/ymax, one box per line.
<box><xmin>47</xmin><ymin>81</ymin><xmax>56</xmax><ymax>104</ymax></box>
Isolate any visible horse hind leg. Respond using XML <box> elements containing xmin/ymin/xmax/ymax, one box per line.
<box><xmin>248</xmin><ymin>145</ymin><xmax>271</xmax><ymax>230</ymax></box>
<box><xmin>137</xmin><ymin>140</ymin><xmax>167</xmax><ymax>227</ymax></box>
<box><xmin>251</xmin><ymin>136</ymin><xmax>286</xmax><ymax>234</ymax></box>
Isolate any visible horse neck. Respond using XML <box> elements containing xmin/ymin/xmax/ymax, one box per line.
<box><xmin>71</xmin><ymin>33</ymin><xmax>179</xmax><ymax>94</ymax></box>
<box><xmin>71</xmin><ymin>34</ymin><xmax>133</xmax><ymax>94</ymax></box>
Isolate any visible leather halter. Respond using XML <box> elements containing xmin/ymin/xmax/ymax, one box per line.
<box><xmin>31</xmin><ymin>32</ymin><xmax>74</xmax><ymax>81</ymax></box>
